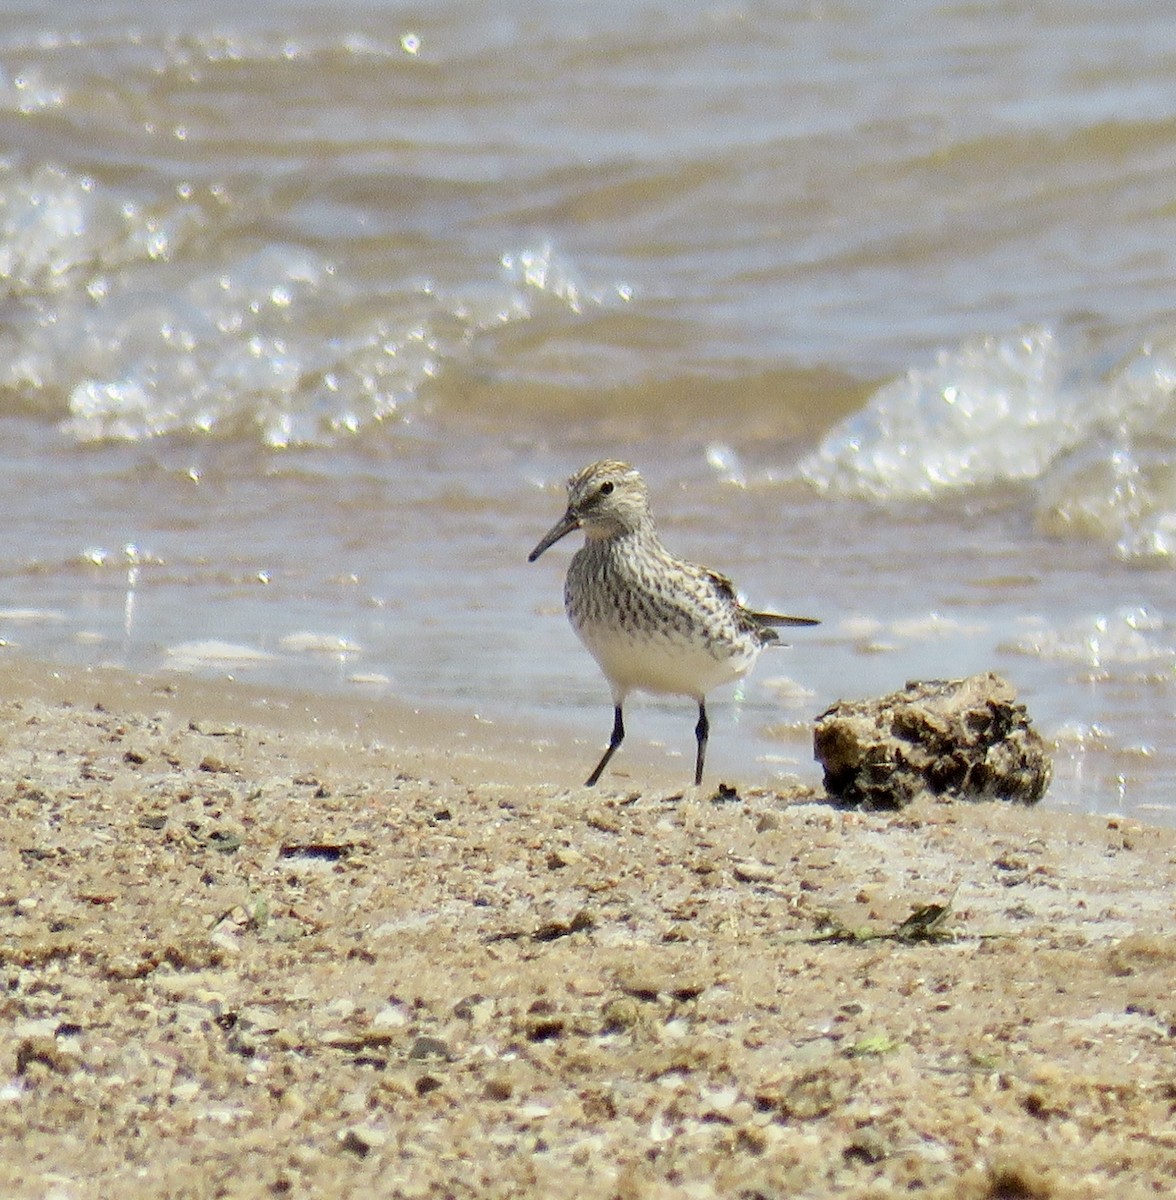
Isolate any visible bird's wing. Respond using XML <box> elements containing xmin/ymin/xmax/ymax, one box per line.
<box><xmin>700</xmin><ymin>566</ymin><xmax>739</xmax><ymax>606</ymax></box>
<box><xmin>699</xmin><ymin>567</ymin><xmax>819</xmax><ymax>628</ymax></box>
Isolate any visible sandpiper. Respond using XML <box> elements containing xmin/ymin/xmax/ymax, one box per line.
<box><xmin>529</xmin><ymin>460</ymin><xmax>819</xmax><ymax>787</ymax></box>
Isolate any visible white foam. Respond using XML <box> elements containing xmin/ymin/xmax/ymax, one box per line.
<box><xmin>758</xmin><ymin>675</ymin><xmax>816</xmax><ymax>704</ymax></box>
<box><xmin>348</xmin><ymin>672</ymin><xmax>391</xmax><ymax>687</ymax></box>
<box><xmin>164</xmin><ymin>640</ymin><xmax>278</xmax><ymax>671</ymax></box>
<box><xmin>890</xmin><ymin>613</ymin><xmax>988</xmax><ymax>640</ymax></box>
<box><xmin>278</xmin><ymin>632</ymin><xmax>362</xmax><ymax>656</ymax></box>
<box><xmin>500</xmin><ymin>241</ymin><xmax>632</xmax><ymax>317</ymax></box>
<box><xmin>798</xmin><ymin>327</ymin><xmax>1070</xmax><ymax>499</ymax></box>
<box><xmin>0</xmin><ymin>608</ymin><xmax>66</xmax><ymax>624</ymax></box>
<box><xmin>798</xmin><ymin>328</ymin><xmax>1176</xmax><ymax>562</ymax></box>
<box><xmin>1007</xmin><ymin>607</ymin><xmax>1172</xmax><ymax>667</ymax></box>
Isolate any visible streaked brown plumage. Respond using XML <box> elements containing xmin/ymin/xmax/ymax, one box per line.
<box><xmin>529</xmin><ymin>460</ymin><xmax>818</xmax><ymax>786</ymax></box>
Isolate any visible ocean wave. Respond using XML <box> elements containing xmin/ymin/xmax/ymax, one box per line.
<box><xmin>0</xmin><ymin>156</ymin><xmax>629</xmax><ymax>446</ymax></box>
<box><xmin>796</xmin><ymin>326</ymin><xmax>1176</xmax><ymax>562</ymax></box>
<box><xmin>796</xmin><ymin>327</ymin><xmax>1071</xmax><ymax>499</ymax></box>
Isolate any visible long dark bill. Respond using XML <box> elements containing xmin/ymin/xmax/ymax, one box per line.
<box><xmin>528</xmin><ymin>510</ymin><xmax>580</xmax><ymax>562</ymax></box>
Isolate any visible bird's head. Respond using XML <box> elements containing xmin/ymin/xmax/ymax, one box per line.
<box><xmin>528</xmin><ymin>460</ymin><xmax>652</xmax><ymax>561</ymax></box>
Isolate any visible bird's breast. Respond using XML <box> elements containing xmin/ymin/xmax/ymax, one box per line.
<box><xmin>564</xmin><ymin>543</ymin><xmax>762</xmax><ymax>699</ymax></box>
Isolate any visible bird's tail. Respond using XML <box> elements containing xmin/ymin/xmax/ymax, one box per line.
<box><xmin>753</xmin><ymin>612</ymin><xmax>820</xmax><ymax>629</ymax></box>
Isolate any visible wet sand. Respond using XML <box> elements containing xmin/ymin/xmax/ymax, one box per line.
<box><xmin>1</xmin><ymin>659</ymin><xmax>1174</xmax><ymax>1198</ymax></box>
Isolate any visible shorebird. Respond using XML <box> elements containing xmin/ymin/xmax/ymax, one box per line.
<box><xmin>529</xmin><ymin>460</ymin><xmax>819</xmax><ymax>787</ymax></box>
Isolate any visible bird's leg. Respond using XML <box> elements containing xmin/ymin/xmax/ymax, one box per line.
<box><xmin>586</xmin><ymin>704</ymin><xmax>625</xmax><ymax>787</ymax></box>
<box><xmin>694</xmin><ymin>701</ymin><xmax>709</xmax><ymax>786</ymax></box>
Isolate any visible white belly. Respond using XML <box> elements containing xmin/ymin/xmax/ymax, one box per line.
<box><xmin>576</xmin><ymin>623</ymin><xmax>759</xmax><ymax>701</ymax></box>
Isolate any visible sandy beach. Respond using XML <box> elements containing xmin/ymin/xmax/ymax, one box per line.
<box><xmin>1</xmin><ymin>658</ymin><xmax>1174</xmax><ymax>1199</ymax></box>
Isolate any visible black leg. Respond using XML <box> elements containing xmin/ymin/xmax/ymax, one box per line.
<box><xmin>586</xmin><ymin>704</ymin><xmax>625</xmax><ymax>787</ymax></box>
<box><xmin>694</xmin><ymin>701</ymin><xmax>709</xmax><ymax>786</ymax></box>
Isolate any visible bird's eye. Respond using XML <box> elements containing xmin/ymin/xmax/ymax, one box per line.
<box><xmin>599</xmin><ymin>481</ymin><xmax>614</xmax><ymax>496</ymax></box>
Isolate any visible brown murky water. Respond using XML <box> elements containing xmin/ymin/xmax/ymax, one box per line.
<box><xmin>4</xmin><ymin>0</ymin><xmax>1176</xmax><ymax>819</ymax></box>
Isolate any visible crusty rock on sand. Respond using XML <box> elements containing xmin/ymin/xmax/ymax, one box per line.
<box><xmin>0</xmin><ymin>661</ymin><xmax>1173</xmax><ymax>1199</ymax></box>
<box><xmin>814</xmin><ymin>672</ymin><xmax>1052</xmax><ymax>809</ymax></box>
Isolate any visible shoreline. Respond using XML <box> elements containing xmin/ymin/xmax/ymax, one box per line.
<box><xmin>1</xmin><ymin>658</ymin><xmax>1174</xmax><ymax>1197</ymax></box>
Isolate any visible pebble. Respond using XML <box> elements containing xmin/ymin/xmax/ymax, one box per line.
<box><xmin>372</xmin><ymin>1000</ymin><xmax>412</xmax><ymax>1028</ymax></box>
<box><xmin>14</xmin><ymin>1018</ymin><xmax>62</xmax><ymax>1039</ymax></box>
<box><xmin>339</xmin><ymin>1125</ymin><xmax>388</xmax><ymax>1157</ymax></box>
<box><xmin>408</xmin><ymin>1035</ymin><xmax>453</xmax><ymax>1061</ymax></box>
<box><xmin>731</xmin><ymin>858</ymin><xmax>776</xmax><ymax>883</ymax></box>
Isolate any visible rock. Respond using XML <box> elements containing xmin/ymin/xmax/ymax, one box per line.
<box><xmin>813</xmin><ymin>672</ymin><xmax>1051</xmax><ymax>809</ymax></box>
<box><xmin>601</xmin><ymin>997</ymin><xmax>642</xmax><ymax>1031</ymax></box>
<box><xmin>483</xmin><ymin>1077</ymin><xmax>513</xmax><ymax>1101</ymax></box>
<box><xmin>408</xmin><ymin>1035</ymin><xmax>453</xmax><ymax>1061</ymax></box>
<box><xmin>15</xmin><ymin>1037</ymin><xmax>77</xmax><ymax>1076</ymax></box>
<box><xmin>338</xmin><ymin>1124</ymin><xmax>387</xmax><ymax>1157</ymax></box>
<box><xmin>731</xmin><ymin>857</ymin><xmax>776</xmax><ymax>883</ymax></box>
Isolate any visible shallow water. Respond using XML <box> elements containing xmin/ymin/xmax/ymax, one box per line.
<box><xmin>4</xmin><ymin>0</ymin><xmax>1176</xmax><ymax>821</ymax></box>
